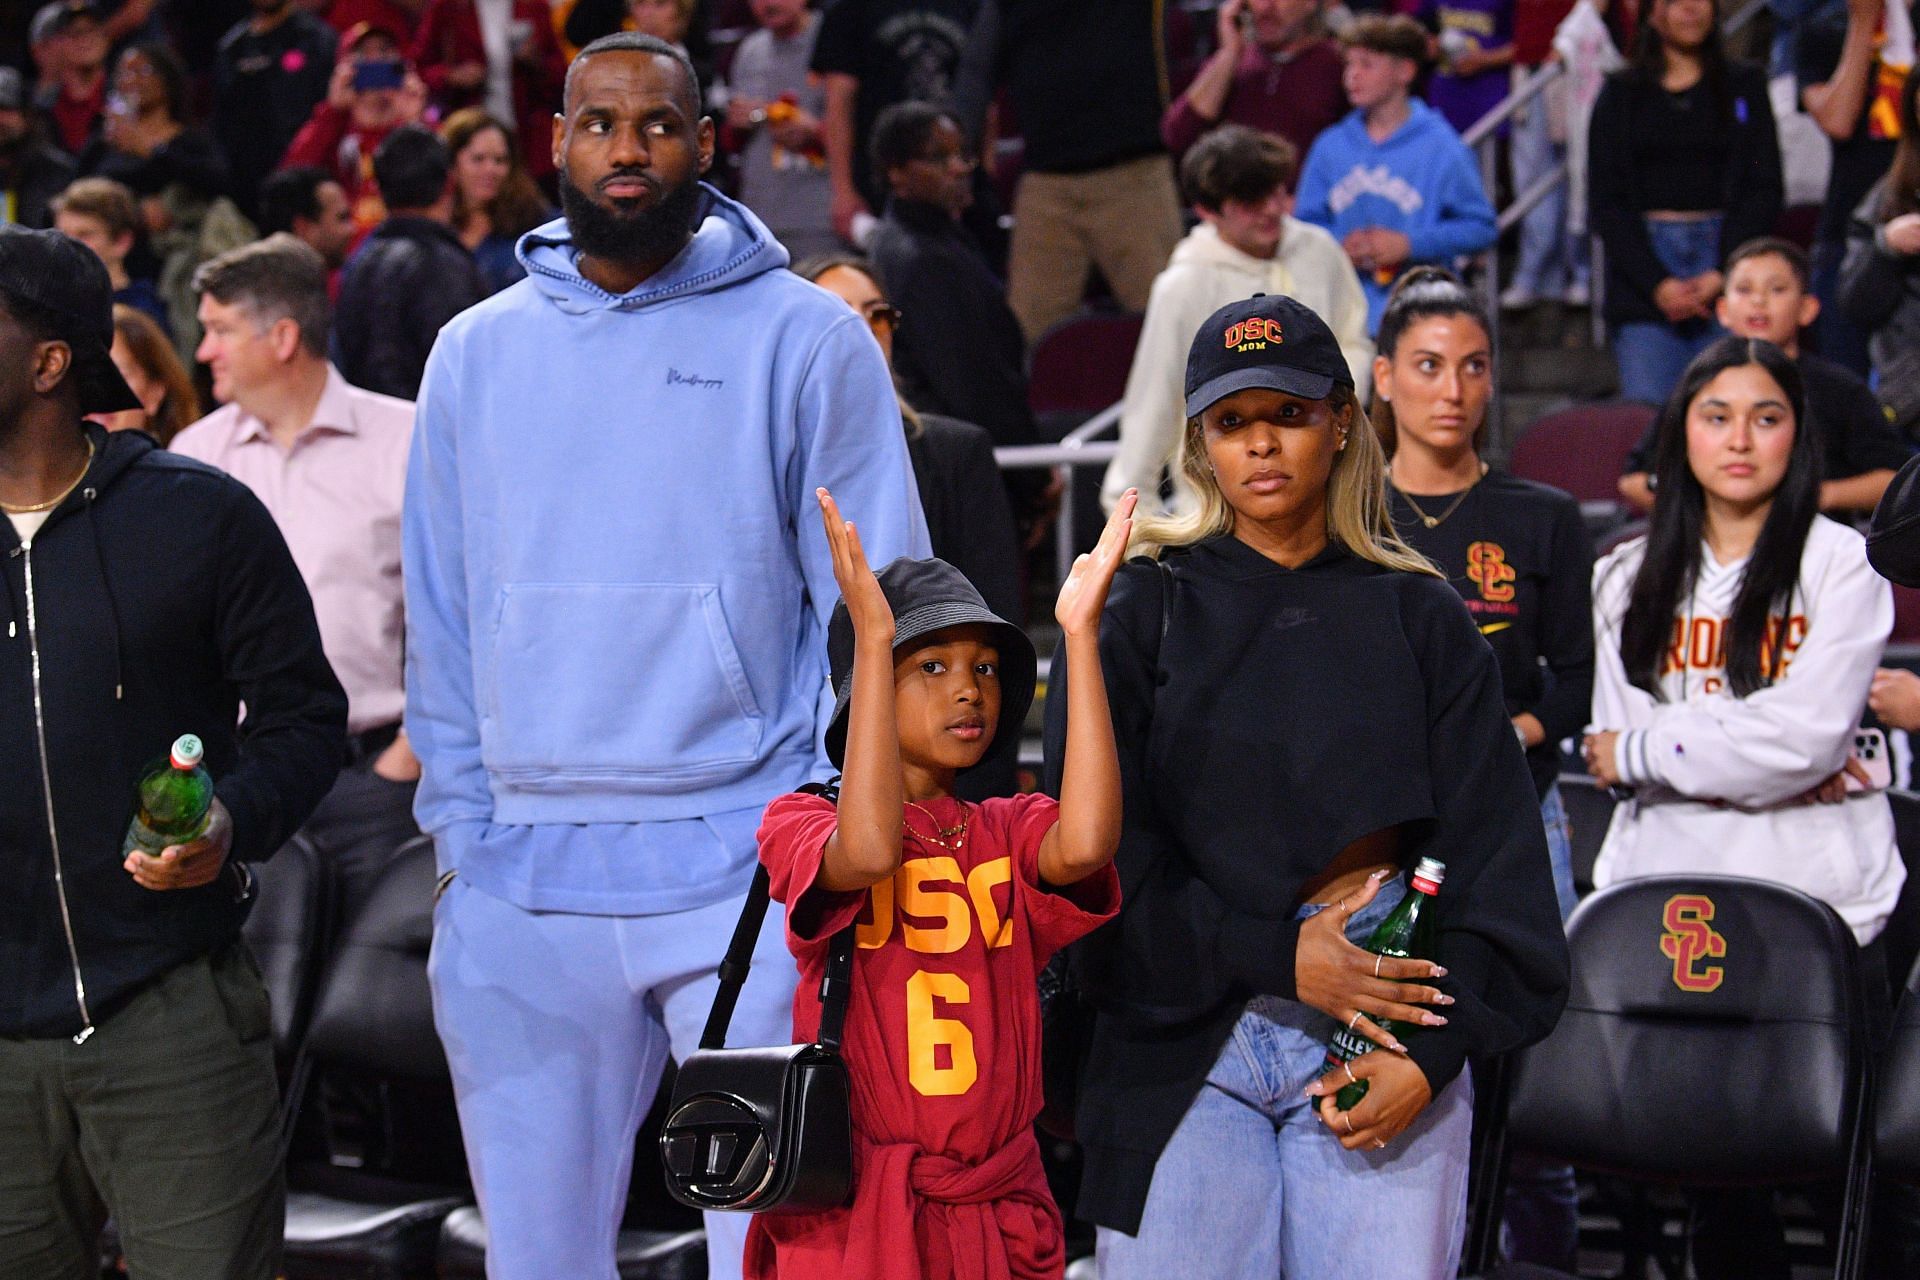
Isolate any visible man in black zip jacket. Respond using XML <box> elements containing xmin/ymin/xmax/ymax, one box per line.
<box><xmin>0</xmin><ymin>224</ymin><xmax>346</xmax><ymax>1280</ymax></box>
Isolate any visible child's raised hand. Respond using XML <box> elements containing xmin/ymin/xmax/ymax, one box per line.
<box><xmin>818</xmin><ymin>488</ymin><xmax>895</xmax><ymax>643</ymax></box>
<box><xmin>1055</xmin><ymin>489</ymin><xmax>1137</xmax><ymax>639</ymax></box>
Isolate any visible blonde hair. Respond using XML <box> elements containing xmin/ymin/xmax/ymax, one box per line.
<box><xmin>1129</xmin><ymin>384</ymin><xmax>1441</xmax><ymax>577</ymax></box>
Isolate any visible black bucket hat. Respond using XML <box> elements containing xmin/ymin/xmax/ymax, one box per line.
<box><xmin>0</xmin><ymin>224</ymin><xmax>141</xmax><ymax>414</ymax></box>
<box><xmin>1184</xmin><ymin>292</ymin><xmax>1354</xmax><ymax>419</ymax></box>
<box><xmin>824</xmin><ymin>557</ymin><xmax>1036</xmax><ymax>773</ymax></box>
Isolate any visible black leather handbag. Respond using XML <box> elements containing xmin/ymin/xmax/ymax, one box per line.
<box><xmin>659</xmin><ymin>858</ymin><xmax>855</xmax><ymax>1215</ymax></box>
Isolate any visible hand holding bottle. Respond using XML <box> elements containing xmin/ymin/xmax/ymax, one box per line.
<box><xmin>1293</xmin><ymin>868</ymin><xmax>1451</xmax><ymax>1054</ymax></box>
<box><xmin>1306</xmin><ymin>1050</ymin><xmax>1434</xmax><ymax>1150</ymax></box>
<box><xmin>125</xmin><ymin>797</ymin><xmax>233</xmax><ymax>891</ymax></box>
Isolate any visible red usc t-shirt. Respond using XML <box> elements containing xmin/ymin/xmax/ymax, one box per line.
<box><xmin>744</xmin><ymin>792</ymin><xmax>1119</xmax><ymax>1280</ymax></box>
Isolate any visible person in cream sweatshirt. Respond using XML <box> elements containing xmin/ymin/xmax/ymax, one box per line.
<box><xmin>1102</xmin><ymin>124</ymin><xmax>1371</xmax><ymax>516</ymax></box>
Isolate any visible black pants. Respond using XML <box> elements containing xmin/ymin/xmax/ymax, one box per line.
<box><xmin>301</xmin><ymin>758</ymin><xmax>421</xmax><ymax>936</ymax></box>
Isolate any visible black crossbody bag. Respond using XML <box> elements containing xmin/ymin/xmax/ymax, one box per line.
<box><xmin>659</xmin><ymin>786</ymin><xmax>855</xmax><ymax>1215</ymax></box>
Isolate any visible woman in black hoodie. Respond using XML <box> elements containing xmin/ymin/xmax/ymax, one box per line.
<box><xmin>1044</xmin><ymin>293</ymin><xmax>1567</xmax><ymax>1277</ymax></box>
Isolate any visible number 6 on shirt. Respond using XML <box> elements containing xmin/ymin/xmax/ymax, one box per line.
<box><xmin>906</xmin><ymin>970</ymin><xmax>978</xmax><ymax>1096</ymax></box>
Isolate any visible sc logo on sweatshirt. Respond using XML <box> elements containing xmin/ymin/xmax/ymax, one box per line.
<box><xmin>1659</xmin><ymin>894</ymin><xmax>1727</xmax><ymax>993</ymax></box>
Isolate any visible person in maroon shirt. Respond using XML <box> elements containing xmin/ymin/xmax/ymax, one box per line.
<box><xmin>281</xmin><ymin>21</ymin><xmax>428</xmax><ymax>237</ymax></box>
<box><xmin>1163</xmin><ymin>0</ymin><xmax>1348</xmax><ymax>161</ymax></box>
<box><xmin>29</xmin><ymin>1</ymin><xmax>111</xmax><ymax>158</ymax></box>
<box><xmin>410</xmin><ymin>0</ymin><xmax>567</xmax><ymax>183</ymax></box>
<box><xmin>745</xmin><ymin>493</ymin><xmax>1133</xmax><ymax>1280</ymax></box>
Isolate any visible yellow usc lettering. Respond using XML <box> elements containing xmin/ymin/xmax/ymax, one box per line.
<box><xmin>857</xmin><ymin>856</ymin><xmax>1015</xmax><ymax>953</ymax></box>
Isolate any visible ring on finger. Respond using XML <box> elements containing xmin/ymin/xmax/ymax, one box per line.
<box><xmin>1341</xmin><ymin>1061</ymin><xmax>1356</xmax><ymax>1085</ymax></box>
<box><xmin>1374</xmin><ymin>953</ymin><xmax>1384</xmax><ymax>978</ymax></box>
<box><xmin>1347</xmin><ymin>1011</ymin><xmax>1363</xmax><ymax>1031</ymax></box>
<box><xmin>1341</xmin><ymin>1112</ymin><xmax>1354</xmax><ymax>1135</ymax></box>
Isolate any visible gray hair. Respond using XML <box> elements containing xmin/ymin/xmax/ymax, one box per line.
<box><xmin>191</xmin><ymin>233</ymin><xmax>331</xmax><ymax>358</ymax></box>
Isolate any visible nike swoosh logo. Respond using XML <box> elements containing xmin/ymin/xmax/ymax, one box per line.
<box><xmin>1478</xmin><ymin>621</ymin><xmax>1513</xmax><ymax>636</ymax></box>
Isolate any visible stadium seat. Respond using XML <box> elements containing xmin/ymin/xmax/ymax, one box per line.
<box><xmin>1506</xmin><ymin>875</ymin><xmax>1874</xmax><ymax>1278</ymax></box>
<box><xmin>242</xmin><ymin>832</ymin><xmax>333</xmax><ymax>1084</ymax></box>
<box><xmin>435</xmin><ymin>1207</ymin><xmax>707</xmax><ymax>1279</ymax></box>
<box><xmin>1879</xmin><ymin>955</ymin><xmax>1920</xmax><ymax>1182</ymax></box>
<box><xmin>1892</xmin><ymin>585</ymin><xmax>1920</xmax><ymax>646</ymax></box>
<box><xmin>283</xmin><ymin>835</ymin><xmax>472</xmax><ymax>1280</ymax></box>
<box><xmin>1507</xmin><ymin>401</ymin><xmax>1656</xmax><ymax>535</ymax></box>
<box><xmin>1027</xmin><ymin>309</ymin><xmax>1143</xmax><ymax>438</ymax></box>
<box><xmin>1556</xmin><ymin>773</ymin><xmax>1615</xmax><ymax>898</ymax></box>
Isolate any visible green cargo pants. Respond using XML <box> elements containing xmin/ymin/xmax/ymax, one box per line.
<box><xmin>0</xmin><ymin>942</ymin><xmax>284</xmax><ymax>1280</ymax></box>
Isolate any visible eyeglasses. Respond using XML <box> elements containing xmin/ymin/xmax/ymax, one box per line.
<box><xmin>862</xmin><ymin>304</ymin><xmax>903</xmax><ymax>334</ymax></box>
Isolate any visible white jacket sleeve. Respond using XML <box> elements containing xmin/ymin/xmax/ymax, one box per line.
<box><xmin>1613</xmin><ymin>535</ymin><xmax>1891</xmax><ymax>808</ymax></box>
<box><xmin>1320</xmin><ymin>237</ymin><xmax>1375</xmax><ymax>399</ymax></box>
<box><xmin>1103</xmin><ymin>274</ymin><xmax>1198</xmax><ymax>515</ymax></box>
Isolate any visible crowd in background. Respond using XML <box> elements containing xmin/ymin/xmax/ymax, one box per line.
<box><xmin>8</xmin><ymin>0</ymin><xmax>1920</xmax><ymax>1277</ymax></box>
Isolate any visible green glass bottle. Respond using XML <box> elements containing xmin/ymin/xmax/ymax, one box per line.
<box><xmin>1322</xmin><ymin>858</ymin><xmax>1446</xmax><ymax>1111</ymax></box>
<box><xmin>122</xmin><ymin>734</ymin><xmax>213</xmax><ymax>856</ymax></box>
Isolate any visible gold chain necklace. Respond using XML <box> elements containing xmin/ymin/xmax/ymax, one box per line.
<box><xmin>1392</xmin><ymin>460</ymin><xmax>1487</xmax><ymax>529</ymax></box>
<box><xmin>905</xmin><ymin>799</ymin><xmax>970</xmax><ymax>854</ymax></box>
<box><xmin>1</xmin><ymin>438</ymin><xmax>95</xmax><ymax>514</ymax></box>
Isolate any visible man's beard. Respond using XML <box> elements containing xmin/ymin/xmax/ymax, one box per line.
<box><xmin>559</xmin><ymin>170</ymin><xmax>702</xmax><ymax>270</ymax></box>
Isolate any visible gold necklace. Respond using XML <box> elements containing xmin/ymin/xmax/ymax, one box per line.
<box><xmin>1393</xmin><ymin>460</ymin><xmax>1487</xmax><ymax>528</ymax></box>
<box><xmin>905</xmin><ymin>799</ymin><xmax>970</xmax><ymax>854</ymax></box>
<box><xmin>0</xmin><ymin>438</ymin><xmax>95</xmax><ymax>515</ymax></box>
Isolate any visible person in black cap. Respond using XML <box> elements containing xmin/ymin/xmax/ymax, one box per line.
<box><xmin>0</xmin><ymin>222</ymin><xmax>346</xmax><ymax>1279</ymax></box>
<box><xmin>1041</xmin><ymin>292</ymin><xmax>1568</xmax><ymax>1277</ymax></box>
<box><xmin>745</xmin><ymin>487</ymin><xmax>1135</xmax><ymax>1280</ymax></box>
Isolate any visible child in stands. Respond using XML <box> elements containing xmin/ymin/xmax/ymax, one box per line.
<box><xmin>743</xmin><ymin>488</ymin><xmax>1135</xmax><ymax>1280</ymax></box>
<box><xmin>1620</xmin><ymin>237</ymin><xmax>1909</xmax><ymax>517</ymax></box>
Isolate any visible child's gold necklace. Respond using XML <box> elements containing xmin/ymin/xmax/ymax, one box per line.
<box><xmin>905</xmin><ymin>800</ymin><xmax>970</xmax><ymax>853</ymax></box>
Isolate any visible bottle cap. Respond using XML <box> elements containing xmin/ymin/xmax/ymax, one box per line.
<box><xmin>170</xmin><ymin>734</ymin><xmax>203</xmax><ymax>770</ymax></box>
<box><xmin>1411</xmin><ymin>857</ymin><xmax>1446</xmax><ymax>894</ymax></box>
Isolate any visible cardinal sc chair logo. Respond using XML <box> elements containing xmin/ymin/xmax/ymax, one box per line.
<box><xmin>1225</xmin><ymin>318</ymin><xmax>1285</xmax><ymax>351</ymax></box>
<box><xmin>1659</xmin><ymin>894</ymin><xmax>1727</xmax><ymax>992</ymax></box>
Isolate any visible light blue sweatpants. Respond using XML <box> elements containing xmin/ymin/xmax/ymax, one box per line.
<box><xmin>428</xmin><ymin>873</ymin><xmax>797</xmax><ymax>1280</ymax></box>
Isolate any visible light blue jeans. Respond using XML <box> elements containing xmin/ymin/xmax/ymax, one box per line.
<box><xmin>1097</xmin><ymin>880</ymin><xmax>1474</xmax><ymax>1280</ymax></box>
<box><xmin>1612</xmin><ymin>214</ymin><xmax>1725</xmax><ymax>406</ymax></box>
<box><xmin>1509</xmin><ymin>83</ymin><xmax>1589</xmax><ymax>298</ymax></box>
<box><xmin>1540</xmin><ymin>784</ymin><xmax>1578</xmax><ymax>924</ymax></box>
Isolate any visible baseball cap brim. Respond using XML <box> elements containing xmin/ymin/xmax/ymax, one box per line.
<box><xmin>73</xmin><ymin>343</ymin><xmax>141</xmax><ymax>415</ymax></box>
<box><xmin>1185</xmin><ymin>364</ymin><xmax>1339</xmax><ymax>419</ymax></box>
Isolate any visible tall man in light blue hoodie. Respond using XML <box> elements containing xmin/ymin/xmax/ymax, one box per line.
<box><xmin>1294</xmin><ymin>14</ymin><xmax>1497</xmax><ymax>333</ymax></box>
<box><xmin>402</xmin><ymin>33</ymin><xmax>930</xmax><ymax>1280</ymax></box>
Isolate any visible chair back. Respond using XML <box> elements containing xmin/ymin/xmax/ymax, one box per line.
<box><xmin>1027</xmin><ymin>310</ymin><xmax>1143</xmax><ymax>433</ymax></box>
<box><xmin>1877</xmin><ymin>955</ymin><xmax>1920</xmax><ymax>1181</ymax></box>
<box><xmin>304</xmin><ymin>835</ymin><xmax>448</xmax><ymax>1083</ymax></box>
<box><xmin>1509</xmin><ymin>401</ymin><xmax>1656</xmax><ymax>506</ymax></box>
<box><xmin>1509</xmin><ymin>875</ymin><xmax>1867</xmax><ymax>1185</ymax></box>
<box><xmin>241</xmin><ymin>832</ymin><xmax>330</xmax><ymax>1067</ymax></box>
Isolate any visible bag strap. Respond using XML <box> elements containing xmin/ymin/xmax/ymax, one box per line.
<box><xmin>698</xmin><ymin>782</ymin><xmax>857</xmax><ymax>1052</ymax></box>
<box><xmin>1153</xmin><ymin>556</ymin><xmax>1175</xmax><ymax>680</ymax></box>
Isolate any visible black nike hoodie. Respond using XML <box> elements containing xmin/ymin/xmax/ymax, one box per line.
<box><xmin>2</xmin><ymin>423</ymin><xmax>346</xmax><ymax>1039</ymax></box>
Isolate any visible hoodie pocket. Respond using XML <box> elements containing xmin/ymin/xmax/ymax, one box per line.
<box><xmin>484</xmin><ymin>583</ymin><xmax>766</xmax><ymax>790</ymax></box>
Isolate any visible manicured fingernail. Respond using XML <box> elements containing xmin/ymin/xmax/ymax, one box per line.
<box><xmin>1432</xmin><ymin>966</ymin><xmax>1448</xmax><ymax>978</ymax></box>
<box><xmin>1369</xmin><ymin>869</ymin><xmax>1389</xmax><ymax>882</ymax></box>
<box><xmin>1422</xmin><ymin>1013</ymin><xmax>1448</xmax><ymax>1027</ymax></box>
<box><xmin>1437</xmin><ymin>994</ymin><xmax>1456</xmax><ymax>1006</ymax></box>
<box><xmin>1389</xmin><ymin>1041</ymin><xmax>1408</xmax><ymax>1054</ymax></box>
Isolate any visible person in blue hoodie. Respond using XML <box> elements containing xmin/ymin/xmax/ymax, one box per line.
<box><xmin>402</xmin><ymin>33</ymin><xmax>931</xmax><ymax>1280</ymax></box>
<box><xmin>1295</xmin><ymin>14</ymin><xmax>1497</xmax><ymax>334</ymax></box>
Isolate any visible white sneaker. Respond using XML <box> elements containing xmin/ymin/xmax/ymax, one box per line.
<box><xmin>1562</xmin><ymin>281</ymin><xmax>1591</xmax><ymax>307</ymax></box>
<box><xmin>1500</xmin><ymin>283</ymin><xmax>1540</xmax><ymax>310</ymax></box>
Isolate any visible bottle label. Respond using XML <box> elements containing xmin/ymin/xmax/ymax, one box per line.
<box><xmin>1411</xmin><ymin>872</ymin><xmax>1441</xmax><ymax>895</ymax></box>
<box><xmin>1327</xmin><ymin>1025</ymin><xmax>1373</xmax><ymax>1063</ymax></box>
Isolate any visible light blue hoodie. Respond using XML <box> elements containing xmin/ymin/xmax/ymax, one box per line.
<box><xmin>403</xmin><ymin>186</ymin><xmax>930</xmax><ymax>915</ymax></box>
<box><xmin>1294</xmin><ymin>99</ymin><xmax>1497</xmax><ymax>333</ymax></box>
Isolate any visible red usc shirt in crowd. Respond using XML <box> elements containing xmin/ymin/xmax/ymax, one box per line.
<box><xmin>745</xmin><ymin>791</ymin><xmax>1118</xmax><ymax>1280</ymax></box>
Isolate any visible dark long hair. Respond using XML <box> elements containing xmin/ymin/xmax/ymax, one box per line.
<box><xmin>1618</xmin><ymin>337</ymin><xmax>1821</xmax><ymax>699</ymax></box>
<box><xmin>1630</xmin><ymin>0</ymin><xmax>1731</xmax><ymax>113</ymax></box>
<box><xmin>1370</xmin><ymin>265</ymin><xmax>1492</xmax><ymax>457</ymax></box>
<box><xmin>1878</xmin><ymin>64</ymin><xmax>1920</xmax><ymax>221</ymax></box>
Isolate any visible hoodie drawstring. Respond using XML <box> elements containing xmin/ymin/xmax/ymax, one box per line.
<box><xmin>83</xmin><ymin>490</ymin><xmax>125</xmax><ymax>700</ymax></box>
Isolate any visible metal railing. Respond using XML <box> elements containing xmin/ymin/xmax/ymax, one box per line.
<box><xmin>995</xmin><ymin>406</ymin><xmax>1122</xmax><ymax>585</ymax></box>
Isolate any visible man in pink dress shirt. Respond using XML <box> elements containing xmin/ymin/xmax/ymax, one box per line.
<box><xmin>170</xmin><ymin>232</ymin><xmax>418</xmax><ymax>927</ymax></box>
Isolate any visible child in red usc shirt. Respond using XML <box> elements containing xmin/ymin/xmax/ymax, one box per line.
<box><xmin>744</xmin><ymin>488</ymin><xmax>1138</xmax><ymax>1280</ymax></box>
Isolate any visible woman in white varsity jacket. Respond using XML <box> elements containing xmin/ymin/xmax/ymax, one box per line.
<box><xmin>1585</xmin><ymin>337</ymin><xmax>1905</xmax><ymax>948</ymax></box>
